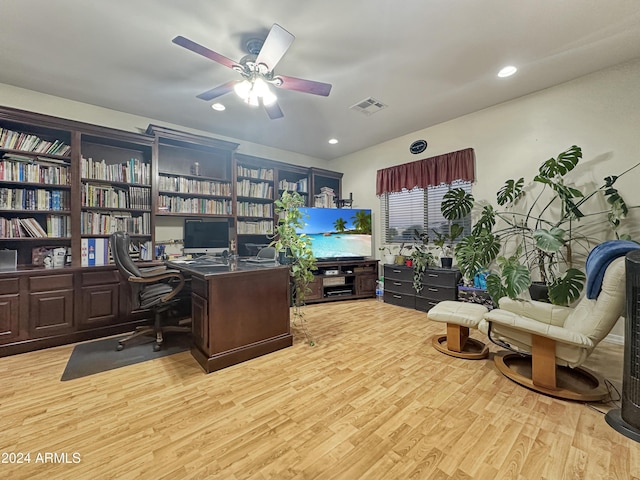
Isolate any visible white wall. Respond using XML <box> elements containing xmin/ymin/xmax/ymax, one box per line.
<box><xmin>330</xmin><ymin>58</ymin><xmax>640</xmax><ymax>340</ymax></box>
<box><xmin>332</xmin><ymin>58</ymin><xmax>640</xmax><ymax>253</ymax></box>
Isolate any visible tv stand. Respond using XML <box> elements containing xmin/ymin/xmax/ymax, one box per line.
<box><xmin>306</xmin><ymin>259</ymin><xmax>378</xmax><ymax>304</ymax></box>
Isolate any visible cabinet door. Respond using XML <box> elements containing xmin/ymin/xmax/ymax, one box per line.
<box><xmin>28</xmin><ymin>289</ymin><xmax>74</xmax><ymax>337</ymax></box>
<box><xmin>356</xmin><ymin>273</ymin><xmax>377</xmax><ymax>296</ymax></box>
<box><xmin>78</xmin><ymin>284</ymin><xmax>119</xmax><ymax>329</ymax></box>
<box><xmin>0</xmin><ymin>293</ymin><xmax>20</xmax><ymax>344</ymax></box>
<box><xmin>306</xmin><ymin>277</ymin><xmax>323</xmax><ymax>301</ymax></box>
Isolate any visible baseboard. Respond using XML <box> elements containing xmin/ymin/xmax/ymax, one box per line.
<box><xmin>603</xmin><ymin>333</ymin><xmax>624</xmax><ymax>345</ymax></box>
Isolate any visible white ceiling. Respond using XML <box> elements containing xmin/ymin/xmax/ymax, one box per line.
<box><xmin>2</xmin><ymin>1</ymin><xmax>640</xmax><ymax>161</ymax></box>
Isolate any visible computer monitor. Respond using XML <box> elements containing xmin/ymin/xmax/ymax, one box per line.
<box><xmin>183</xmin><ymin>219</ymin><xmax>230</xmax><ymax>255</ymax></box>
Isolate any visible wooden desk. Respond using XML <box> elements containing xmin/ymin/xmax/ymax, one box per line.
<box><xmin>167</xmin><ymin>259</ymin><xmax>292</xmax><ymax>373</ymax></box>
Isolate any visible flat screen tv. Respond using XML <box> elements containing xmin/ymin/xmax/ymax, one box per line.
<box><xmin>183</xmin><ymin>219</ymin><xmax>230</xmax><ymax>255</ymax></box>
<box><xmin>296</xmin><ymin>208</ymin><xmax>372</xmax><ymax>261</ymax></box>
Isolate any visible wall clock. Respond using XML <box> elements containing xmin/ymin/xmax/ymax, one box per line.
<box><xmin>410</xmin><ymin>139</ymin><xmax>428</xmax><ymax>154</ymax></box>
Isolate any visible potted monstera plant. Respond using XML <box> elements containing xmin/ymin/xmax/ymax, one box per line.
<box><xmin>441</xmin><ymin>145</ymin><xmax>639</xmax><ymax>306</ymax></box>
<box><xmin>270</xmin><ymin>190</ymin><xmax>318</xmax><ymax>345</ymax></box>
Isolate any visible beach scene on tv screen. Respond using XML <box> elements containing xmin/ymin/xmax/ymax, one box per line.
<box><xmin>298</xmin><ymin>208</ymin><xmax>372</xmax><ymax>258</ymax></box>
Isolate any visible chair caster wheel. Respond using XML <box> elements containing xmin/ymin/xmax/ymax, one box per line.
<box><xmin>153</xmin><ymin>343</ymin><xmax>161</xmax><ymax>352</ymax></box>
<box><xmin>116</xmin><ymin>344</ymin><xmax>124</xmax><ymax>351</ymax></box>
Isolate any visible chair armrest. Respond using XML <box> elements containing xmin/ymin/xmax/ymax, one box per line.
<box><xmin>139</xmin><ymin>265</ymin><xmax>169</xmax><ymax>276</ymax></box>
<box><xmin>128</xmin><ymin>270</ymin><xmax>183</xmax><ymax>283</ymax></box>
<box><xmin>497</xmin><ymin>297</ymin><xmax>573</xmax><ymax>326</ymax></box>
<box><xmin>483</xmin><ymin>309</ymin><xmax>595</xmax><ymax>348</ymax></box>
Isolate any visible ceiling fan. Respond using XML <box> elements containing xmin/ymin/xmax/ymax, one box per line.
<box><xmin>172</xmin><ymin>24</ymin><xmax>332</xmax><ymax>119</ymax></box>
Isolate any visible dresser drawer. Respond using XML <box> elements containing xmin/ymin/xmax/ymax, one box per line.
<box><xmin>384</xmin><ymin>291</ymin><xmax>416</xmax><ymax>309</ymax></box>
<box><xmin>384</xmin><ymin>265</ymin><xmax>413</xmax><ymax>282</ymax></box>
<box><xmin>423</xmin><ymin>268</ymin><xmax>460</xmax><ymax>287</ymax></box>
<box><xmin>417</xmin><ymin>285</ymin><xmax>457</xmax><ymax>302</ymax></box>
<box><xmin>415</xmin><ymin>297</ymin><xmax>441</xmax><ymax>312</ymax></box>
<box><xmin>385</xmin><ymin>278</ymin><xmax>414</xmax><ymax>295</ymax></box>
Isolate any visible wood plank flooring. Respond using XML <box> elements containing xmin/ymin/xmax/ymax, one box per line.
<box><xmin>0</xmin><ymin>300</ymin><xmax>638</xmax><ymax>479</ymax></box>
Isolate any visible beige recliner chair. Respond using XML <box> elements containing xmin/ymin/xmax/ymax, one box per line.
<box><xmin>477</xmin><ymin>256</ymin><xmax>626</xmax><ymax>402</ymax></box>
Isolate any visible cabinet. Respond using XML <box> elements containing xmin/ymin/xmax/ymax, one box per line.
<box><xmin>383</xmin><ymin>264</ymin><xmax>460</xmax><ymax>311</ymax></box>
<box><xmin>0</xmin><ymin>114</ymin><xmax>73</xmax><ymax>265</ymax></box>
<box><xmin>306</xmin><ymin>259</ymin><xmax>378</xmax><ymax>304</ymax></box>
<box><xmin>235</xmin><ymin>153</ymin><xmax>275</xmax><ymax>236</ymax></box>
<box><xmin>311</xmin><ymin>167</ymin><xmax>343</xmax><ymax>208</ymax></box>
<box><xmin>0</xmin><ymin>276</ymin><xmax>21</xmax><ymax>343</ymax></box>
<box><xmin>415</xmin><ymin>268</ymin><xmax>460</xmax><ymax>312</ymax></box>
<box><xmin>383</xmin><ymin>264</ymin><xmax>416</xmax><ymax>309</ymax></box>
<box><xmin>147</xmin><ymin>124</ymin><xmax>237</xmax><ymax>220</ymax></box>
<box><xmin>80</xmin><ymin>133</ymin><xmax>153</xmax><ymax>262</ymax></box>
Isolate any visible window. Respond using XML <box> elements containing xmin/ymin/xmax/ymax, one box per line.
<box><xmin>380</xmin><ymin>180</ymin><xmax>472</xmax><ymax>243</ymax></box>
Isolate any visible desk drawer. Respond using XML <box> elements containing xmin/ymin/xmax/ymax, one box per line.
<box><xmin>384</xmin><ymin>291</ymin><xmax>415</xmax><ymax>309</ymax></box>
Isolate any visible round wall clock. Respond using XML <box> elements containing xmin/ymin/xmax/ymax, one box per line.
<box><xmin>410</xmin><ymin>139</ymin><xmax>428</xmax><ymax>154</ymax></box>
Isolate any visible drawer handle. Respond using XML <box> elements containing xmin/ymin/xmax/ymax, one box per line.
<box><xmin>393</xmin><ymin>282</ymin><xmax>402</xmax><ymax>286</ymax></box>
<box><xmin>429</xmin><ymin>301</ymin><xmax>438</xmax><ymax>306</ymax></box>
<box><xmin>428</xmin><ymin>287</ymin><xmax>439</xmax><ymax>292</ymax></box>
<box><xmin>393</xmin><ymin>294</ymin><xmax>402</xmax><ymax>298</ymax></box>
<box><xmin>428</xmin><ymin>273</ymin><xmax>439</xmax><ymax>277</ymax></box>
<box><xmin>392</xmin><ymin>269</ymin><xmax>402</xmax><ymax>273</ymax></box>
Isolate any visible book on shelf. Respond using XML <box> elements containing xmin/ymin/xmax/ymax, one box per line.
<box><xmin>81</xmin><ymin>237</ymin><xmax>109</xmax><ymax>266</ymax></box>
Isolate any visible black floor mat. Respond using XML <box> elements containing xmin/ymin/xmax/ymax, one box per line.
<box><xmin>60</xmin><ymin>333</ymin><xmax>192</xmax><ymax>381</ymax></box>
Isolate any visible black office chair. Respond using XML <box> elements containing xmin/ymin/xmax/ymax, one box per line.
<box><xmin>256</xmin><ymin>246</ymin><xmax>277</xmax><ymax>260</ymax></box>
<box><xmin>109</xmin><ymin>231</ymin><xmax>191</xmax><ymax>352</ymax></box>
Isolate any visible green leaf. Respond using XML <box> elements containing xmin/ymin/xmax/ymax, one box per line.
<box><xmin>486</xmin><ymin>273</ymin><xmax>507</xmax><ymax>304</ymax></box>
<box><xmin>496</xmin><ymin>178</ymin><xmax>524</xmax><ymax>206</ymax></box>
<box><xmin>533</xmin><ymin>227</ymin><xmax>566</xmax><ymax>253</ymax></box>
<box><xmin>502</xmin><ymin>263</ymin><xmax>531</xmax><ymax>298</ymax></box>
<box><xmin>441</xmin><ymin>188</ymin><xmax>474</xmax><ymax>220</ymax></box>
<box><xmin>454</xmin><ymin>232</ymin><xmax>500</xmax><ymax>279</ymax></box>
<box><xmin>548</xmin><ymin>268</ymin><xmax>585</xmax><ymax>306</ymax></box>
<box><xmin>538</xmin><ymin>145</ymin><xmax>582</xmax><ymax>177</ymax></box>
<box><xmin>471</xmin><ymin>205</ymin><xmax>496</xmax><ymax>235</ymax></box>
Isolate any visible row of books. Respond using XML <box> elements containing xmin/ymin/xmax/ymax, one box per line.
<box><xmin>237</xmin><ymin>201</ymin><xmax>274</xmax><ymax>218</ymax></box>
<box><xmin>237</xmin><ymin>219</ymin><xmax>274</xmax><ymax>235</ymax></box>
<box><xmin>81</xmin><ymin>184</ymin><xmax>151</xmax><ymax>210</ymax></box>
<box><xmin>0</xmin><ymin>188</ymin><xmax>70</xmax><ymax>211</ymax></box>
<box><xmin>158</xmin><ymin>175</ymin><xmax>232</xmax><ymax>196</ymax></box>
<box><xmin>0</xmin><ymin>155</ymin><xmax>70</xmax><ymax>185</ymax></box>
<box><xmin>0</xmin><ymin>214</ymin><xmax>70</xmax><ymax>238</ymax></box>
<box><xmin>236</xmin><ymin>165</ymin><xmax>274</xmax><ymax>180</ymax></box>
<box><xmin>278</xmin><ymin>177</ymin><xmax>308</xmax><ymax>193</ymax></box>
<box><xmin>80</xmin><ymin>211</ymin><xmax>151</xmax><ymax>236</ymax></box>
<box><xmin>236</xmin><ymin>179</ymin><xmax>273</xmax><ymax>199</ymax></box>
<box><xmin>157</xmin><ymin>196</ymin><xmax>233</xmax><ymax>215</ymax></box>
<box><xmin>81</xmin><ymin>156</ymin><xmax>151</xmax><ymax>185</ymax></box>
<box><xmin>0</xmin><ymin>128</ymin><xmax>71</xmax><ymax>157</ymax></box>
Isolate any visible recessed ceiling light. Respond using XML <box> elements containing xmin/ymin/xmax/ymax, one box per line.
<box><xmin>498</xmin><ymin>65</ymin><xmax>518</xmax><ymax>78</ymax></box>
<box><xmin>211</xmin><ymin>103</ymin><xmax>226</xmax><ymax>111</ymax></box>
<box><xmin>328</xmin><ymin>138</ymin><xmax>338</xmax><ymax>144</ymax></box>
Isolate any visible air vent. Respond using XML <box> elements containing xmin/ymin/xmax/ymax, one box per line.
<box><xmin>350</xmin><ymin>97</ymin><xmax>388</xmax><ymax>116</ymax></box>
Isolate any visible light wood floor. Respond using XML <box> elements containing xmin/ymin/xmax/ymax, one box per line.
<box><xmin>0</xmin><ymin>300</ymin><xmax>638</xmax><ymax>480</ymax></box>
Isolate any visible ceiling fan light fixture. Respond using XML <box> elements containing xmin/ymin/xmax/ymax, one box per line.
<box><xmin>234</xmin><ymin>77</ymin><xmax>278</xmax><ymax>107</ymax></box>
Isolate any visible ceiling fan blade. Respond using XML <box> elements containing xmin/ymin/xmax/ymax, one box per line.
<box><xmin>264</xmin><ymin>101</ymin><xmax>284</xmax><ymax>120</ymax></box>
<box><xmin>275</xmin><ymin>75</ymin><xmax>332</xmax><ymax>96</ymax></box>
<box><xmin>196</xmin><ymin>80</ymin><xmax>240</xmax><ymax>101</ymax></box>
<box><xmin>255</xmin><ymin>24</ymin><xmax>295</xmax><ymax>72</ymax></box>
<box><xmin>172</xmin><ymin>36</ymin><xmax>238</xmax><ymax>69</ymax></box>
